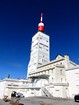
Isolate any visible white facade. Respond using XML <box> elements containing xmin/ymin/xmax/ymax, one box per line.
<box><xmin>27</xmin><ymin>29</ymin><xmax>79</xmax><ymax>98</ymax></box>
<box><xmin>0</xmin><ymin>78</ymin><xmax>28</xmax><ymax>99</ymax></box>
<box><xmin>0</xmin><ymin>56</ymin><xmax>79</xmax><ymax>99</ymax></box>
<box><xmin>28</xmin><ymin>54</ymin><xmax>78</xmax><ymax>98</ymax></box>
<box><xmin>0</xmin><ymin>23</ymin><xmax>79</xmax><ymax>99</ymax></box>
<box><xmin>28</xmin><ymin>31</ymin><xmax>50</xmax><ymax>75</ymax></box>
<box><xmin>66</xmin><ymin>66</ymin><xmax>79</xmax><ymax>98</ymax></box>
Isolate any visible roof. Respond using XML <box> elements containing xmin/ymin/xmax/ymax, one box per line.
<box><xmin>28</xmin><ymin>74</ymin><xmax>49</xmax><ymax>79</ymax></box>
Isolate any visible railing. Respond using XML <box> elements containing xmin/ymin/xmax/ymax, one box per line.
<box><xmin>41</xmin><ymin>87</ymin><xmax>53</xmax><ymax>97</ymax></box>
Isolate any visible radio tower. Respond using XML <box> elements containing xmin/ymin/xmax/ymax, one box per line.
<box><xmin>38</xmin><ymin>13</ymin><xmax>44</xmax><ymax>32</ymax></box>
<box><xmin>27</xmin><ymin>13</ymin><xmax>50</xmax><ymax>77</ymax></box>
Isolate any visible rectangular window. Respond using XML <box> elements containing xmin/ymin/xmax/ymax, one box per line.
<box><xmin>8</xmin><ymin>84</ymin><xmax>12</xmax><ymax>86</ymax></box>
<box><xmin>34</xmin><ymin>63</ymin><xmax>36</xmax><ymax>65</ymax></box>
<box><xmin>52</xmin><ymin>70</ymin><xmax>53</xmax><ymax>73</ymax></box>
<box><xmin>61</xmin><ymin>78</ymin><xmax>63</xmax><ymax>82</ymax></box>
<box><xmin>55</xmin><ymin>90</ymin><xmax>59</xmax><ymax>91</ymax></box>
<box><xmin>39</xmin><ymin>46</ymin><xmax>41</xmax><ymax>48</ymax></box>
<box><xmin>60</xmin><ymin>69</ymin><xmax>62</xmax><ymax>75</ymax></box>
<box><xmin>48</xmin><ymin>70</ymin><xmax>49</xmax><ymax>74</ymax></box>
<box><xmin>38</xmin><ymin>63</ymin><xmax>42</xmax><ymax>65</ymax></box>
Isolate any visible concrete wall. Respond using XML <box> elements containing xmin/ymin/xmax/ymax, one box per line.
<box><xmin>66</xmin><ymin>67</ymin><xmax>79</xmax><ymax>98</ymax></box>
<box><xmin>0</xmin><ymin>81</ymin><xmax>6</xmax><ymax>99</ymax></box>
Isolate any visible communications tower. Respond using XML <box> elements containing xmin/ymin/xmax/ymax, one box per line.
<box><xmin>28</xmin><ymin>13</ymin><xmax>50</xmax><ymax>76</ymax></box>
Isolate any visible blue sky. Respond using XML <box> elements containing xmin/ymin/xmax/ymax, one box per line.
<box><xmin>0</xmin><ymin>0</ymin><xmax>79</xmax><ymax>79</ymax></box>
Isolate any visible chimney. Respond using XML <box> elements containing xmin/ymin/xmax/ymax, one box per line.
<box><xmin>64</xmin><ymin>54</ymin><xmax>70</xmax><ymax>69</ymax></box>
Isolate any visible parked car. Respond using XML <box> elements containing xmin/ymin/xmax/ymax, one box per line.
<box><xmin>74</xmin><ymin>94</ymin><xmax>79</xmax><ymax>102</ymax></box>
<box><xmin>16</xmin><ymin>92</ymin><xmax>25</xmax><ymax>98</ymax></box>
<box><xmin>11</xmin><ymin>91</ymin><xmax>17</xmax><ymax>97</ymax></box>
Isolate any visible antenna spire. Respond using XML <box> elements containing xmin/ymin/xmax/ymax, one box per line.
<box><xmin>40</xmin><ymin>13</ymin><xmax>43</xmax><ymax>22</ymax></box>
<box><xmin>38</xmin><ymin>13</ymin><xmax>44</xmax><ymax>32</ymax></box>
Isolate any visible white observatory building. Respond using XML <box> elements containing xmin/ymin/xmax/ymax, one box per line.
<box><xmin>0</xmin><ymin>13</ymin><xmax>79</xmax><ymax>99</ymax></box>
<box><xmin>27</xmin><ymin>13</ymin><xmax>79</xmax><ymax>98</ymax></box>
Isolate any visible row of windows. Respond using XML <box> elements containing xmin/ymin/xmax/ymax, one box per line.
<box><xmin>36</xmin><ymin>68</ymin><xmax>63</xmax><ymax>75</ymax></box>
<box><xmin>37</xmin><ymin>36</ymin><xmax>48</xmax><ymax>41</ymax></box>
<box><xmin>32</xmin><ymin>37</ymin><xmax>48</xmax><ymax>43</ymax></box>
<box><xmin>32</xmin><ymin>43</ymin><xmax>48</xmax><ymax>51</ymax></box>
<box><xmin>56</xmin><ymin>62</ymin><xmax>63</xmax><ymax>65</ymax></box>
<box><xmin>39</xmin><ymin>43</ymin><xmax>48</xmax><ymax>47</ymax></box>
<box><xmin>32</xmin><ymin>46</ymin><xmax>48</xmax><ymax>52</ymax></box>
<box><xmin>31</xmin><ymin>69</ymin><xmax>53</xmax><ymax>76</ymax></box>
<box><xmin>32</xmin><ymin>43</ymin><xmax>38</xmax><ymax>47</ymax></box>
<box><xmin>8</xmin><ymin>84</ymin><xmax>18</xmax><ymax>87</ymax></box>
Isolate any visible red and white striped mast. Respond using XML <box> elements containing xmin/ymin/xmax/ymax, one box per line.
<box><xmin>38</xmin><ymin>13</ymin><xmax>44</xmax><ymax>32</ymax></box>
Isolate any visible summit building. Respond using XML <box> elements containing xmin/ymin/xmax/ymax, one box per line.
<box><xmin>0</xmin><ymin>13</ymin><xmax>79</xmax><ymax>99</ymax></box>
<box><xmin>27</xmin><ymin>13</ymin><xmax>79</xmax><ymax>98</ymax></box>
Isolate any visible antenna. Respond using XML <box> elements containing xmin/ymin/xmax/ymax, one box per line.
<box><xmin>40</xmin><ymin>13</ymin><xmax>43</xmax><ymax>22</ymax></box>
<box><xmin>8</xmin><ymin>74</ymin><xmax>10</xmax><ymax>78</ymax></box>
<box><xmin>38</xmin><ymin>13</ymin><xmax>44</xmax><ymax>32</ymax></box>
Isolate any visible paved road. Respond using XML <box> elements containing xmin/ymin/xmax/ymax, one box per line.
<box><xmin>0</xmin><ymin>97</ymin><xmax>79</xmax><ymax>105</ymax></box>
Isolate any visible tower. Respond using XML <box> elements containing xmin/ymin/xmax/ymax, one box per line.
<box><xmin>27</xmin><ymin>13</ymin><xmax>50</xmax><ymax>76</ymax></box>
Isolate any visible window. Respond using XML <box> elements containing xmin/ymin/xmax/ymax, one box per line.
<box><xmin>37</xmin><ymin>37</ymin><xmax>39</xmax><ymax>39</ymax></box>
<box><xmin>55</xmin><ymin>90</ymin><xmax>59</xmax><ymax>91</ymax></box>
<box><xmin>8</xmin><ymin>84</ymin><xmax>12</xmax><ymax>86</ymax></box>
<box><xmin>52</xmin><ymin>69</ymin><xmax>53</xmax><ymax>73</ymax></box>
<box><xmin>38</xmin><ymin>63</ymin><xmax>42</xmax><ymax>65</ymax></box>
<box><xmin>60</xmin><ymin>62</ymin><xmax>62</xmax><ymax>65</ymax></box>
<box><xmin>39</xmin><ymin>46</ymin><xmax>41</xmax><ymax>48</ymax></box>
<box><xmin>61</xmin><ymin>78</ymin><xmax>63</xmax><ymax>82</ymax></box>
<box><xmin>36</xmin><ymin>47</ymin><xmax>37</xmax><ymax>49</ymax></box>
<box><xmin>60</xmin><ymin>69</ymin><xmax>62</xmax><ymax>75</ymax></box>
<box><xmin>44</xmin><ymin>71</ymin><xmax>46</xmax><ymax>74</ymax></box>
<box><xmin>13</xmin><ymin>85</ymin><xmax>18</xmax><ymax>87</ymax></box>
<box><xmin>52</xmin><ymin>78</ymin><xmax>54</xmax><ymax>82</ymax></box>
<box><xmin>48</xmin><ymin>70</ymin><xmax>49</xmax><ymax>74</ymax></box>
<box><xmin>34</xmin><ymin>63</ymin><xmax>36</xmax><ymax>65</ymax></box>
<box><xmin>33</xmin><ymin>43</ymin><xmax>38</xmax><ymax>47</ymax></box>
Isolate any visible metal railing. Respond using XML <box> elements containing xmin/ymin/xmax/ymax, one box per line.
<box><xmin>41</xmin><ymin>87</ymin><xmax>53</xmax><ymax>97</ymax></box>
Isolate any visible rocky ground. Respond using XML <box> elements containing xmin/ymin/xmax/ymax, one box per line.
<box><xmin>0</xmin><ymin>97</ymin><xmax>79</xmax><ymax>105</ymax></box>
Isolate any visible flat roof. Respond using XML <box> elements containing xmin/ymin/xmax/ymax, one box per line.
<box><xmin>28</xmin><ymin>74</ymin><xmax>49</xmax><ymax>79</ymax></box>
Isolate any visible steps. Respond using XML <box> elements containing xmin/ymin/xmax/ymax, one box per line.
<box><xmin>41</xmin><ymin>87</ymin><xmax>53</xmax><ymax>97</ymax></box>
